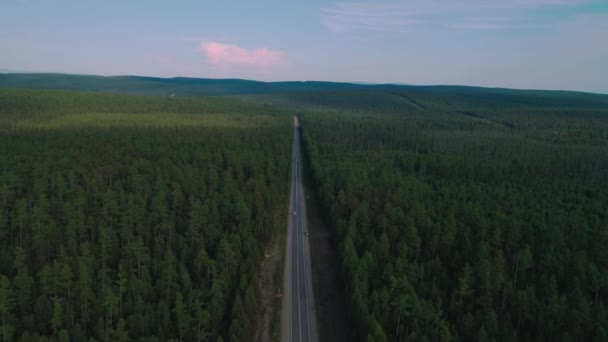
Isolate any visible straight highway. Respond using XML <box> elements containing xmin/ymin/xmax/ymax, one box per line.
<box><xmin>281</xmin><ymin>116</ymin><xmax>318</xmax><ymax>342</ymax></box>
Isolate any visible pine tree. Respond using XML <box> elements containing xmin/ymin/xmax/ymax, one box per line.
<box><xmin>0</xmin><ymin>276</ymin><xmax>15</xmax><ymax>342</ymax></box>
<box><xmin>51</xmin><ymin>296</ymin><xmax>63</xmax><ymax>336</ymax></box>
<box><xmin>160</xmin><ymin>249</ymin><xmax>178</xmax><ymax>300</ymax></box>
<box><xmin>78</xmin><ymin>243</ymin><xmax>95</xmax><ymax>330</ymax></box>
<box><xmin>116</xmin><ymin>262</ymin><xmax>127</xmax><ymax>315</ymax></box>
<box><xmin>173</xmin><ymin>292</ymin><xmax>191</xmax><ymax>341</ymax></box>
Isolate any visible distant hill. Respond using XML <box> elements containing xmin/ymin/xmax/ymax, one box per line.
<box><xmin>0</xmin><ymin>73</ymin><xmax>365</xmax><ymax>96</ymax></box>
<box><xmin>1</xmin><ymin>73</ymin><xmax>607</xmax><ymax>111</ymax></box>
<box><xmin>246</xmin><ymin>86</ymin><xmax>608</xmax><ymax>115</ymax></box>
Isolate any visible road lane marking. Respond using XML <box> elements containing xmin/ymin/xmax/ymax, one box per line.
<box><xmin>295</xmin><ymin>132</ymin><xmax>302</xmax><ymax>342</ymax></box>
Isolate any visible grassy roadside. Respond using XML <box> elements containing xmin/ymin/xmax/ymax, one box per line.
<box><xmin>269</xmin><ymin>130</ymin><xmax>294</xmax><ymax>342</ymax></box>
<box><xmin>255</xmin><ymin>229</ymin><xmax>284</xmax><ymax>342</ymax></box>
<box><xmin>270</xmin><ymin>220</ymin><xmax>287</xmax><ymax>342</ymax></box>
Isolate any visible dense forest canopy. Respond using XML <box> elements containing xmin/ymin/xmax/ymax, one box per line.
<box><xmin>0</xmin><ymin>89</ymin><xmax>292</xmax><ymax>341</ymax></box>
<box><xmin>296</xmin><ymin>89</ymin><xmax>608</xmax><ymax>341</ymax></box>
<box><xmin>1</xmin><ymin>80</ymin><xmax>608</xmax><ymax>342</ymax></box>
<box><xmin>0</xmin><ymin>74</ymin><xmax>367</xmax><ymax>97</ymax></box>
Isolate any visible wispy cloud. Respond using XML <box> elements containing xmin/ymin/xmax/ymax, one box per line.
<box><xmin>199</xmin><ymin>42</ymin><xmax>286</xmax><ymax>66</ymax></box>
<box><xmin>447</xmin><ymin>17</ymin><xmax>548</xmax><ymax>30</ymax></box>
<box><xmin>321</xmin><ymin>0</ymin><xmax>594</xmax><ymax>33</ymax></box>
<box><xmin>321</xmin><ymin>2</ymin><xmax>423</xmax><ymax>33</ymax></box>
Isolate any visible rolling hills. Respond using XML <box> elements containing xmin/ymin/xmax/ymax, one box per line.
<box><xmin>1</xmin><ymin>73</ymin><xmax>607</xmax><ymax>341</ymax></box>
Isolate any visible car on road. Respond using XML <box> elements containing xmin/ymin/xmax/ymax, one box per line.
<box><xmin>305</xmin><ymin>232</ymin><xmax>309</xmax><ymax>236</ymax></box>
<box><xmin>292</xmin><ymin>211</ymin><xmax>296</xmax><ymax>216</ymax></box>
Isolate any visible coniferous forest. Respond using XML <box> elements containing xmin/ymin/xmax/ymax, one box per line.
<box><xmin>298</xmin><ymin>89</ymin><xmax>608</xmax><ymax>341</ymax></box>
<box><xmin>0</xmin><ymin>89</ymin><xmax>291</xmax><ymax>341</ymax></box>
<box><xmin>1</xmin><ymin>79</ymin><xmax>608</xmax><ymax>342</ymax></box>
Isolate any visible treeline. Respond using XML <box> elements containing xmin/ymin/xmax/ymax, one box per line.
<box><xmin>300</xmin><ymin>104</ymin><xmax>608</xmax><ymax>341</ymax></box>
<box><xmin>0</xmin><ymin>88</ymin><xmax>284</xmax><ymax>123</ymax></box>
<box><xmin>0</xmin><ymin>89</ymin><xmax>292</xmax><ymax>341</ymax></box>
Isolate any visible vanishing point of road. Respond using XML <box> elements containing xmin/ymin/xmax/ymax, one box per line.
<box><xmin>281</xmin><ymin>116</ymin><xmax>318</xmax><ymax>342</ymax></box>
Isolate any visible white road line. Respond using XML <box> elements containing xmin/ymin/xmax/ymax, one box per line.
<box><xmin>285</xmin><ymin>119</ymin><xmax>315</xmax><ymax>342</ymax></box>
<box><xmin>290</xmin><ymin>136</ymin><xmax>294</xmax><ymax>342</ymax></box>
<box><xmin>297</xmin><ymin>137</ymin><xmax>311</xmax><ymax>342</ymax></box>
<box><xmin>295</xmin><ymin>134</ymin><xmax>302</xmax><ymax>342</ymax></box>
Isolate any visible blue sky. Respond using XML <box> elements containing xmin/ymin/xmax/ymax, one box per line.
<box><xmin>1</xmin><ymin>0</ymin><xmax>607</xmax><ymax>93</ymax></box>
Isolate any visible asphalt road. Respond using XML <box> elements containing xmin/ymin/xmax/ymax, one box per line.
<box><xmin>281</xmin><ymin>116</ymin><xmax>318</xmax><ymax>342</ymax></box>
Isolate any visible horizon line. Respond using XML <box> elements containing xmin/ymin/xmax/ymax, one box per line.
<box><xmin>1</xmin><ymin>70</ymin><xmax>607</xmax><ymax>96</ymax></box>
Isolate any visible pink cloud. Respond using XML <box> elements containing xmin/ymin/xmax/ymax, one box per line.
<box><xmin>200</xmin><ymin>42</ymin><xmax>286</xmax><ymax>66</ymax></box>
